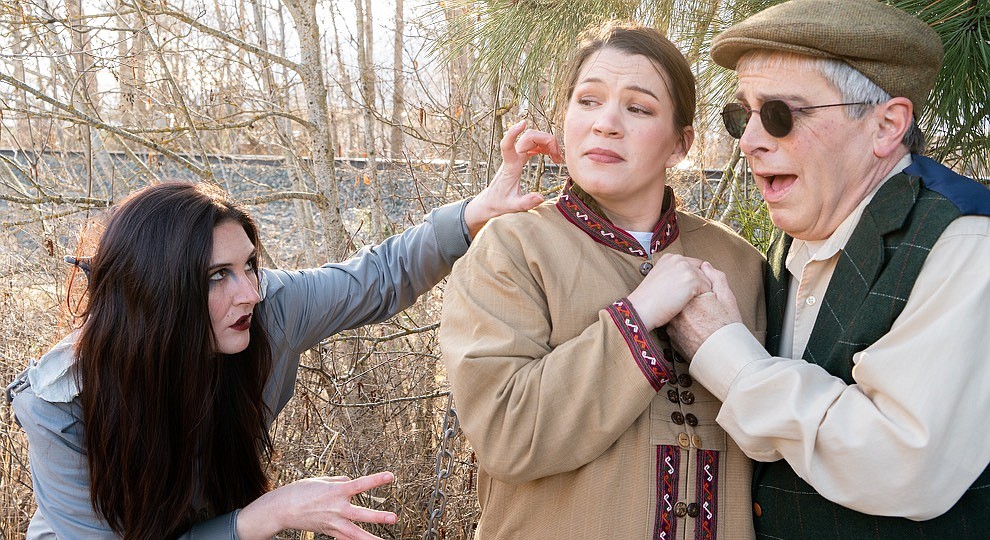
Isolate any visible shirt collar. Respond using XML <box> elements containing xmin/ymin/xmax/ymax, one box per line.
<box><xmin>28</xmin><ymin>331</ymin><xmax>82</xmax><ymax>402</ymax></box>
<box><xmin>787</xmin><ymin>154</ymin><xmax>913</xmax><ymax>272</ymax></box>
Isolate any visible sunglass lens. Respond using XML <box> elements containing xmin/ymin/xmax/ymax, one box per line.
<box><xmin>761</xmin><ymin>100</ymin><xmax>794</xmax><ymax>138</ymax></box>
<box><xmin>721</xmin><ymin>103</ymin><xmax>748</xmax><ymax>139</ymax></box>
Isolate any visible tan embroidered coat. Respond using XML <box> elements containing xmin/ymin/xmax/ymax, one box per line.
<box><xmin>441</xmin><ymin>186</ymin><xmax>766</xmax><ymax>540</ymax></box>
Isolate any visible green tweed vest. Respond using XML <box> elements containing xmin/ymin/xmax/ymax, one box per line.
<box><xmin>755</xmin><ymin>173</ymin><xmax>990</xmax><ymax>539</ymax></box>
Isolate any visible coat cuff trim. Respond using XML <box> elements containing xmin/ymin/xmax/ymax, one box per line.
<box><xmin>606</xmin><ymin>298</ymin><xmax>673</xmax><ymax>391</ymax></box>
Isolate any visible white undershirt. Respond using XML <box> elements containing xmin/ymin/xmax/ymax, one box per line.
<box><xmin>629</xmin><ymin>231</ymin><xmax>652</xmax><ymax>254</ymax></box>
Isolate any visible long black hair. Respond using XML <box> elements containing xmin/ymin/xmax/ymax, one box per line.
<box><xmin>77</xmin><ymin>182</ymin><xmax>273</xmax><ymax>539</ymax></box>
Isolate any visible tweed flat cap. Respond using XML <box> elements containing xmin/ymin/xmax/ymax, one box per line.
<box><xmin>711</xmin><ymin>0</ymin><xmax>943</xmax><ymax>117</ymax></box>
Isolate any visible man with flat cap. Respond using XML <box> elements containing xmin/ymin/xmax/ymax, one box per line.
<box><xmin>667</xmin><ymin>0</ymin><xmax>990</xmax><ymax>536</ymax></box>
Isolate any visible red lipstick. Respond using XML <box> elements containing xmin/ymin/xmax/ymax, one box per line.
<box><xmin>230</xmin><ymin>314</ymin><xmax>251</xmax><ymax>331</ymax></box>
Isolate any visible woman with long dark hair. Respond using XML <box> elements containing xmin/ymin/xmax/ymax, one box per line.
<box><xmin>10</xmin><ymin>170</ymin><xmax>542</xmax><ymax>539</ymax></box>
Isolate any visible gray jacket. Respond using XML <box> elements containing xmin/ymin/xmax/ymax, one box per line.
<box><xmin>9</xmin><ymin>200</ymin><xmax>470</xmax><ymax>539</ymax></box>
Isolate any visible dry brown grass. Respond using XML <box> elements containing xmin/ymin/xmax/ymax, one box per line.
<box><xmin>2</xmin><ymin>209</ymin><xmax>75</xmax><ymax>538</ymax></box>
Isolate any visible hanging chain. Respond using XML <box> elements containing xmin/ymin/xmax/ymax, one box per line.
<box><xmin>422</xmin><ymin>392</ymin><xmax>459</xmax><ymax>540</ymax></box>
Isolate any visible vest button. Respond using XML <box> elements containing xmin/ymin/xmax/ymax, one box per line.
<box><xmin>667</xmin><ymin>389</ymin><xmax>680</xmax><ymax>403</ymax></box>
<box><xmin>674</xmin><ymin>502</ymin><xmax>688</xmax><ymax>517</ymax></box>
<box><xmin>685</xmin><ymin>413</ymin><xmax>698</xmax><ymax>426</ymax></box>
<box><xmin>640</xmin><ymin>261</ymin><xmax>653</xmax><ymax>275</ymax></box>
<box><xmin>687</xmin><ymin>503</ymin><xmax>700</xmax><ymax>518</ymax></box>
<box><xmin>753</xmin><ymin>502</ymin><xmax>763</xmax><ymax>517</ymax></box>
<box><xmin>677</xmin><ymin>374</ymin><xmax>693</xmax><ymax>387</ymax></box>
<box><xmin>671</xmin><ymin>411</ymin><xmax>685</xmax><ymax>425</ymax></box>
<box><xmin>691</xmin><ymin>434</ymin><xmax>703</xmax><ymax>448</ymax></box>
<box><xmin>680</xmin><ymin>391</ymin><xmax>695</xmax><ymax>404</ymax></box>
<box><xmin>677</xmin><ymin>432</ymin><xmax>690</xmax><ymax>448</ymax></box>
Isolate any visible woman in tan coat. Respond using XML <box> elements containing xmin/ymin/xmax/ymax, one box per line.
<box><xmin>441</xmin><ymin>22</ymin><xmax>765</xmax><ymax>540</ymax></box>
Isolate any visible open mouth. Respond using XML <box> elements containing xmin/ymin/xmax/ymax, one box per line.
<box><xmin>760</xmin><ymin>174</ymin><xmax>797</xmax><ymax>203</ymax></box>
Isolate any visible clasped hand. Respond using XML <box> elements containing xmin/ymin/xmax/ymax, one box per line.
<box><xmin>667</xmin><ymin>261</ymin><xmax>743</xmax><ymax>359</ymax></box>
<box><xmin>624</xmin><ymin>255</ymin><xmax>742</xmax><ymax>359</ymax></box>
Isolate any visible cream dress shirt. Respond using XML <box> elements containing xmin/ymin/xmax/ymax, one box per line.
<box><xmin>690</xmin><ymin>155</ymin><xmax>990</xmax><ymax>520</ymax></box>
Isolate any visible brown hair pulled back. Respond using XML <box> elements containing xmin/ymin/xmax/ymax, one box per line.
<box><xmin>556</xmin><ymin>21</ymin><xmax>696</xmax><ymax>145</ymax></box>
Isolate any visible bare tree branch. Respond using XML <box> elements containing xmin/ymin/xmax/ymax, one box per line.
<box><xmin>0</xmin><ymin>73</ymin><xmax>212</xmax><ymax>178</ymax></box>
<box><xmin>327</xmin><ymin>390</ymin><xmax>450</xmax><ymax>408</ymax></box>
<box><xmin>146</xmin><ymin>4</ymin><xmax>302</xmax><ymax>73</ymax></box>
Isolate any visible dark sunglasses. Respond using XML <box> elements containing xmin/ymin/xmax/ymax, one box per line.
<box><xmin>721</xmin><ymin>100</ymin><xmax>869</xmax><ymax>139</ymax></box>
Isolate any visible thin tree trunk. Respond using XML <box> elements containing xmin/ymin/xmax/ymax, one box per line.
<box><xmin>118</xmin><ymin>2</ymin><xmax>148</xmax><ymax>126</ymax></box>
<box><xmin>67</xmin><ymin>0</ymin><xmax>100</xmax><ymax>194</ymax></box>
<box><xmin>442</xmin><ymin>4</ymin><xmax>471</xmax><ymax>191</ymax></box>
<box><xmin>251</xmin><ymin>0</ymin><xmax>316</xmax><ymax>265</ymax></box>
<box><xmin>283</xmin><ymin>0</ymin><xmax>351</xmax><ymax>259</ymax></box>
<box><xmin>390</xmin><ymin>0</ymin><xmax>405</xmax><ymax>160</ymax></box>
<box><xmin>329</xmin><ymin>10</ymin><xmax>356</xmax><ymax>155</ymax></box>
<box><xmin>355</xmin><ymin>0</ymin><xmax>382</xmax><ymax>240</ymax></box>
<box><xmin>10</xmin><ymin>26</ymin><xmax>32</xmax><ymax>146</ymax></box>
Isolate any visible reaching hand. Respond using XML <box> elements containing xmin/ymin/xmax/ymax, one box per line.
<box><xmin>668</xmin><ymin>262</ymin><xmax>743</xmax><ymax>359</ymax></box>
<box><xmin>236</xmin><ymin>471</ymin><xmax>397</xmax><ymax>540</ymax></box>
<box><xmin>463</xmin><ymin>120</ymin><xmax>558</xmax><ymax>238</ymax></box>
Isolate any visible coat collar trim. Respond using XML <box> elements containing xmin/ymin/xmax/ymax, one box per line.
<box><xmin>555</xmin><ymin>179</ymin><xmax>680</xmax><ymax>258</ymax></box>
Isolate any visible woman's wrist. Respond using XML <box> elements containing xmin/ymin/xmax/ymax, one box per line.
<box><xmin>463</xmin><ymin>195</ymin><xmax>491</xmax><ymax>240</ymax></box>
<box><xmin>236</xmin><ymin>490</ymin><xmax>284</xmax><ymax>540</ymax></box>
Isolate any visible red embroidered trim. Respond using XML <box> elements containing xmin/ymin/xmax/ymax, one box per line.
<box><xmin>606</xmin><ymin>299</ymin><xmax>673</xmax><ymax>391</ymax></box>
<box><xmin>695</xmin><ymin>449</ymin><xmax>719</xmax><ymax>540</ymax></box>
<box><xmin>656</xmin><ymin>445</ymin><xmax>679</xmax><ymax>540</ymax></box>
<box><xmin>555</xmin><ymin>179</ymin><xmax>680</xmax><ymax>258</ymax></box>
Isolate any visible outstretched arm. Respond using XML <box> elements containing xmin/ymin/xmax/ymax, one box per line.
<box><xmin>264</xmin><ymin>121</ymin><xmax>553</xmax><ymax>358</ymax></box>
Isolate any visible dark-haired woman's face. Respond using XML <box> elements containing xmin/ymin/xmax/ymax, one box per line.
<box><xmin>207</xmin><ymin>220</ymin><xmax>261</xmax><ymax>354</ymax></box>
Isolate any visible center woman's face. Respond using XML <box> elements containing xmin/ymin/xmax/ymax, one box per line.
<box><xmin>208</xmin><ymin>220</ymin><xmax>261</xmax><ymax>355</ymax></box>
<box><xmin>563</xmin><ymin>48</ymin><xmax>690</xmax><ymax>227</ymax></box>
